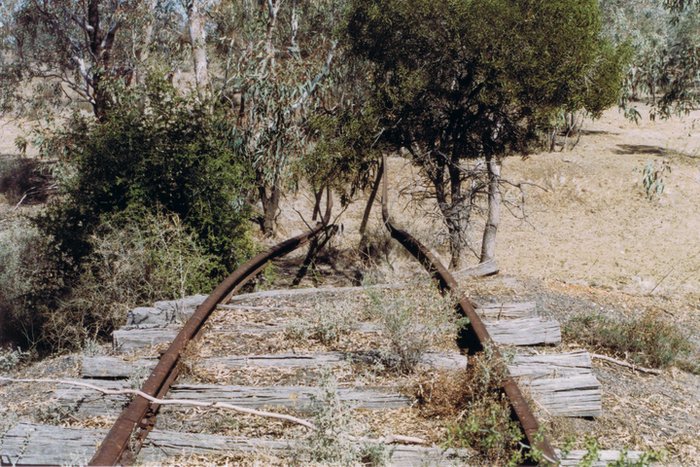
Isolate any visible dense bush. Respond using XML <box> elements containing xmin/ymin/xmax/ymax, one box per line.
<box><xmin>0</xmin><ymin>218</ymin><xmax>63</xmax><ymax>347</ymax></box>
<box><xmin>564</xmin><ymin>310</ymin><xmax>696</xmax><ymax>371</ymax></box>
<box><xmin>366</xmin><ymin>286</ymin><xmax>462</xmax><ymax>373</ymax></box>
<box><xmin>1</xmin><ymin>77</ymin><xmax>256</xmax><ymax>352</ymax></box>
<box><xmin>43</xmin><ymin>211</ymin><xmax>218</xmax><ymax>350</ymax></box>
<box><xmin>38</xmin><ymin>76</ymin><xmax>254</xmax><ymax>285</ymax></box>
<box><xmin>0</xmin><ymin>158</ymin><xmax>53</xmax><ymax>205</ymax></box>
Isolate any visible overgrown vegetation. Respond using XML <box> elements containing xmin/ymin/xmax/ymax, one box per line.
<box><xmin>0</xmin><ymin>218</ymin><xmax>59</xmax><ymax>346</ymax></box>
<box><xmin>285</xmin><ymin>300</ymin><xmax>359</xmax><ymax>348</ymax></box>
<box><xmin>39</xmin><ymin>77</ymin><xmax>253</xmax><ymax>281</ymax></box>
<box><xmin>44</xmin><ymin>212</ymin><xmax>217</xmax><ymax>350</ymax></box>
<box><xmin>366</xmin><ymin>287</ymin><xmax>462</xmax><ymax>373</ymax></box>
<box><xmin>0</xmin><ymin>76</ymin><xmax>254</xmax><ymax>352</ymax></box>
<box><xmin>415</xmin><ymin>347</ymin><xmax>536</xmax><ymax>465</ymax></box>
<box><xmin>564</xmin><ymin>310</ymin><xmax>697</xmax><ymax>371</ymax></box>
<box><xmin>0</xmin><ymin>346</ymin><xmax>32</xmax><ymax>373</ymax></box>
<box><xmin>294</xmin><ymin>372</ymin><xmax>388</xmax><ymax>466</ymax></box>
<box><xmin>0</xmin><ymin>158</ymin><xmax>53</xmax><ymax>205</ymax></box>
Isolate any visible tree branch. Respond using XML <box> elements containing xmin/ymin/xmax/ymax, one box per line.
<box><xmin>590</xmin><ymin>354</ymin><xmax>661</xmax><ymax>375</ymax></box>
<box><xmin>0</xmin><ymin>377</ymin><xmax>429</xmax><ymax>445</ymax></box>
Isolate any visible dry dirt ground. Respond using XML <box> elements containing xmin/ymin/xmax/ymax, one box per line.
<box><xmin>1</xmin><ymin>105</ymin><xmax>699</xmax><ymax>464</ymax></box>
<box><xmin>275</xmin><ymin>105</ymin><xmax>700</xmax><ymax>463</ymax></box>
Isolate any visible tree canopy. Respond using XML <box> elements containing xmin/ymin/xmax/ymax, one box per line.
<box><xmin>345</xmin><ymin>0</ymin><xmax>627</xmax><ymax>267</ymax></box>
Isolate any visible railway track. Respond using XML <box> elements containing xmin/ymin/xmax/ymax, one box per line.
<box><xmin>1</xmin><ymin>181</ymin><xmax>646</xmax><ymax>465</ymax></box>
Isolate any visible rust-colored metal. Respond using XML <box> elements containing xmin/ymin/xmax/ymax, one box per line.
<box><xmin>380</xmin><ymin>155</ymin><xmax>558</xmax><ymax>464</ymax></box>
<box><xmin>90</xmin><ymin>214</ymin><xmax>333</xmax><ymax>465</ymax></box>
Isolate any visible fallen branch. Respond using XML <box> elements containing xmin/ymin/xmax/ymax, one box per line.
<box><xmin>590</xmin><ymin>354</ymin><xmax>661</xmax><ymax>375</ymax></box>
<box><xmin>453</xmin><ymin>259</ymin><xmax>499</xmax><ymax>278</ymax></box>
<box><xmin>11</xmin><ymin>193</ymin><xmax>28</xmax><ymax>211</ymax></box>
<box><xmin>0</xmin><ymin>377</ymin><xmax>428</xmax><ymax>445</ymax></box>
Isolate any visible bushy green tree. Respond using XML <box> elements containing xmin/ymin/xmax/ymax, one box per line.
<box><xmin>39</xmin><ymin>75</ymin><xmax>254</xmax><ymax>284</ymax></box>
<box><xmin>345</xmin><ymin>0</ymin><xmax>625</xmax><ymax>268</ymax></box>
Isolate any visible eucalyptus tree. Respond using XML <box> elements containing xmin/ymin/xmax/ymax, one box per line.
<box><xmin>602</xmin><ymin>0</ymin><xmax>699</xmax><ymax>119</ymax></box>
<box><xmin>345</xmin><ymin>0</ymin><xmax>626</xmax><ymax>268</ymax></box>
<box><xmin>0</xmin><ymin>0</ymin><xmax>164</xmax><ymax>120</ymax></box>
<box><xmin>213</xmin><ymin>0</ymin><xmax>344</xmax><ymax>235</ymax></box>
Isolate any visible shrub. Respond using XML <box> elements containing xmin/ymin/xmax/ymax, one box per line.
<box><xmin>415</xmin><ymin>348</ymin><xmax>531</xmax><ymax>465</ymax></box>
<box><xmin>0</xmin><ymin>346</ymin><xmax>32</xmax><ymax>372</ymax></box>
<box><xmin>8</xmin><ymin>75</ymin><xmax>257</xmax><ymax>353</ymax></box>
<box><xmin>0</xmin><ymin>218</ymin><xmax>63</xmax><ymax>347</ymax></box>
<box><xmin>0</xmin><ymin>209</ymin><xmax>221</xmax><ymax>351</ymax></box>
<box><xmin>42</xmin><ymin>211</ymin><xmax>218</xmax><ymax>350</ymax></box>
<box><xmin>563</xmin><ymin>310</ymin><xmax>695</xmax><ymax>370</ymax></box>
<box><xmin>37</xmin><ymin>75</ymin><xmax>254</xmax><ymax>285</ymax></box>
<box><xmin>285</xmin><ymin>301</ymin><xmax>359</xmax><ymax>347</ymax></box>
<box><xmin>366</xmin><ymin>286</ymin><xmax>461</xmax><ymax>373</ymax></box>
<box><xmin>296</xmin><ymin>373</ymin><xmax>361</xmax><ymax>465</ymax></box>
<box><xmin>0</xmin><ymin>158</ymin><xmax>53</xmax><ymax>205</ymax></box>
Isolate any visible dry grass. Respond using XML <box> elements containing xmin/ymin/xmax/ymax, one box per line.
<box><xmin>564</xmin><ymin>309</ymin><xmax>697</xmax><ymax>372</ymax></box>
<box><xmin>411</xmin><ymin>349</ymin><xmax>534</xmax><ymax>465</ymax></box>
<box><xmin>365</xmin><ymin>286</ymin><xmax>461</xmax><ymax>374</ymax></box>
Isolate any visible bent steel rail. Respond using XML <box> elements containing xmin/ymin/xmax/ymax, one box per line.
<box><xmin>379</xmin><ymin>154</ymin><xmax>558</xmax><ymax>464</ymax></box>
<box><xmin>90</xmin><ymin>212</ymin><xmax>333</xmax><ymax>465</ymax></box>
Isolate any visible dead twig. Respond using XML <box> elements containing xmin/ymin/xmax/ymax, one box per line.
<box><xmin>11</xmin><ymin>193</ymin><xmax>28</xmax><ymax>211</ymax></box>
<box><xmin>590</xmin><ymin>354</ymin><xmax>661</xmax><ymax>375</ymax></box>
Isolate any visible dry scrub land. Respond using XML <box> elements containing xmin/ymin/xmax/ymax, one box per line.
<box><xmin>1</xmin><ymin>106</ymin><xmax>699</xmax><ymax>464</ymax></box>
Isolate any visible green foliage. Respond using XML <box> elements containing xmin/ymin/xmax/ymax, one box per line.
<box><xmin>302</xmin><ymin>103</ymin><xmax>382</xmax><ymax>204</ymax></box>
<box><xmin>609</xmin><ymin>448</ymin><xmax>665</xmax><ymax>467</ymax></box>
<box><xmin>601</xmin><ymin>0</ymin><xmax>699</xmax><ymax>117</ymax></box>
<box><xmin>564</xmin><ymin>310</ymin><xmax>696</xmax><ymax>370</ymax></box>
<box><xmin>0</xmin><ymin>209</ymin><xmax>221</xmax><ymax>351</ymax></box>
<box><xmin>441</xmin><ymin>347</ymin><xmax>529</xmax><ymax>465</ymax></box>
<box><xmin>641</xmin><ymin>159</ymin><xmax>671</xmax><ymax>200</ymax></box>
<box><xmin>580</xmin><ymin>436</ymin><xmax>602</xmax><ymax>467</ymax></box>
<box><xmin>346</xmin><ymin>0</ymin><xmax>620</xmax><ymax>158</ymax></box>
<box><xmin>213</xmin><ymin>0</ymin><xmax>346</xmax><ymax>234</ymax></box>
<box><xmin>46</xmin><ymin>211</ymin><xmax>217</xmax><ymax>350</ymax></box>
<box><xmin>345</xmin><ymin>0</ymin><xmax>624</xmax><ymax>265</ymax></box>
<box><xmin>0</xmin><ymin>218</ymin><xmax>63</xmax><ymax>347</ymax></box>
<box><xmin>38</xmin><ymin>75</ymin><xmax>253</xmax><ymax>284</ymax></box>
<box><xmin>294</xmin><ymin>372</ymin><xmax>384</xmax><ymax>465</ymax></box>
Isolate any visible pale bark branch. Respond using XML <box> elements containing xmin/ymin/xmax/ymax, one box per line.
<box><xmin>590</xmin><ymin>354</ymin><xmax>662</xmax><ymax>375</ymax></box>
<box><xmin>0</xmin><ymin>377</ymin><xmax>429</xmax><ymax>445</ymax></box>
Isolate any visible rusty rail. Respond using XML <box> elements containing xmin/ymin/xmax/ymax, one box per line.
<box><xmin>90</xmin><ymin>205</ymin><xmax>333</xmax><ymax>465</ymax></box>
<box><xmin>379</xmin><ymin>155</ymin><xmax>558</xmax><ymax>464</ymax></box>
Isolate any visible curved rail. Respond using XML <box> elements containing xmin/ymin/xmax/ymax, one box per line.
<box><xmin>379</xmin><ymin>155</ymin><xmax>558</xmax><ymax>464</ymax></box>
<box><xmin>90</xmin><ymin>207</ymin><xmax>333</xmax><ymax>465</ymax></box>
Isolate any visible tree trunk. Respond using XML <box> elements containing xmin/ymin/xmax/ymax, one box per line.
<box><xmin>187</xmin><ymin>0</ymin><xmax>209</xmax><ymax>96</ymax></box>
<box><xmin>259</xmin><ymin>183</ymin><xmax>280</xmax><ymax>237</ymax></box>
<box><xmin>311</xmin><ymin>188</ymin><xmax>323</xmax><ymax>221</ymax></box>
<box><xmin>429</xmin><ymin>152</ymin><xmax>465</xmax><ymax>270</ymax></box>
<box><xmin>133</xmin><ymin>0</ymin><xmax>158</xmax><ymax>86</ymax></box>
<box><xmin>265</xmin><ymin>0</ymin><xmax>280</xmax><ymax>65</ymax></box>
<box><xmin>359</xmin><ymin>160</ymin><xmax>383</xmax><ymax>238</ymax></box>
<box><xmin>480</xmin><ymin>155</ymin><xmax>501</xmax><ymax>263</ymax></box>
